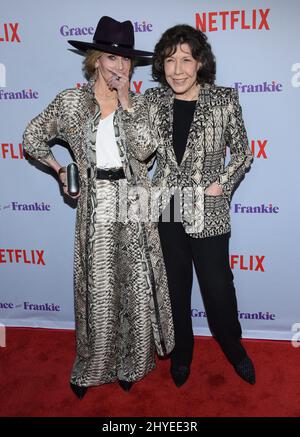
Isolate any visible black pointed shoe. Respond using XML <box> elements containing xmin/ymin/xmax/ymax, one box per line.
<box><xmin>170</xmin><ymin>365</ymin><xmax>190</xmax><ymax>388</ymax></box>
<box><xmin>118</xmin><ymin>380</ymin><xmax>133</xmax><ymax>392</ymax></box>
<box><xmin>233</xmin><ymin>356</ymin><xmax>256</xmax><ymax>385</ymax></box>
<box><xmin>70</xmin><ymin>382</ymin><xmax>88</xmax><ymax>399</ymax></box>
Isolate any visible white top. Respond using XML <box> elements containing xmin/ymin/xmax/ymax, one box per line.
<box><xmin>96</xmin><ymin>111</ymin><xmax>122</xmax><ymax>169</ymax></box>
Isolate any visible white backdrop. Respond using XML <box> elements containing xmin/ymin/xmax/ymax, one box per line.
<box><xmin>1</xmin><ymin>0</ymin><xmax>299</xmax><ymax>340</ymax></box>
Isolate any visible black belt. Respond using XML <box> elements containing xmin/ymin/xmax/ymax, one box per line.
<box><xmin>92</xmin><ymin>167</ymin><xmax>125</xmax><ymax>180</ymax></box>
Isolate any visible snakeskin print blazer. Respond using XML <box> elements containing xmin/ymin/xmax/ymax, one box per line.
<box><xmin>125</xmin><ymin>85</ymin><xmax>253</xmax><ymax>238</ymax></box>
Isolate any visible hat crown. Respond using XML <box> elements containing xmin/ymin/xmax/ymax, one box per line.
<box><xmin>67</xmin><ymin>15</ymin><xmax>153</xmax><ymax>61</ymax></box>
<box><xmin>93</xmin><ymin>16</ymin><xmax>134</xmax><ymax>48</ymax></box>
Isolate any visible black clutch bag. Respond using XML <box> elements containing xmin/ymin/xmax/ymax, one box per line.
<box><xmin>67</xmin><ymin>162</ymin><xmax>80</xmax><ymax>196</ymax></box>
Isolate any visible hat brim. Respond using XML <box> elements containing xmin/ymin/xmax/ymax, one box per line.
<box><xmin>68</xmin><ymin>40</ymin><xmax>153</xmax><ymax>58</ymax></box>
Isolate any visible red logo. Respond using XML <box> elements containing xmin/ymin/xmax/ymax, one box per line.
<box><xmin>230</xmin><ymin>255</ymin><xmax>265</xmax><ymax>272</ymax></box>
<box><xmin>130</xmin><ymin>81</ymin><xmax>142</xmax><ymax>94</ymax></box>
<box><xmin>1</xmin><ymin>143</ymin><xmax>24</xmax><ymax>159</ymax></box>
<box><xmin>0</xmin><ymin>249</ymin><xmax>45</xmax><ymax>266</ymax></box>
<box><xmin>195</xmin><ymin>9</ymin><xmax>270</xmax><ymax>32</ymax></box>
<box><xmin>225</xmin><ymin>139</ymin><xmax>268</xmax><ymax>159</ymax></box>
<box><xmin>76</xmin><ymin>81</ymin><xmax>143</xmax><ymax>94</ymax></box>
<box><xmin>0</xmin><ymin>23</ymin><xmax>21</xmax><ymax>42</ymax></box>
<box><xmin>251</xmin><ymin>140</ymin><xmax>268</xmax><ymax>159</ymax></box>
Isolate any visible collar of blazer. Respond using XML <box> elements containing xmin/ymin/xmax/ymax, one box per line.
<box><xmin>155</xmin><ymin>84</ymin><xmax>214</xmax><ymax>170</ymax></box>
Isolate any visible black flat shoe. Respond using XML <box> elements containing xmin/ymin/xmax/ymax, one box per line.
<box><xmin>233</xmin><ymin>356</ymin><xmax>256</xmax><ymax>385</ymax></box>
<box><xmin>70</xmin><ymin>382</ymin><xmax>88</xmax><ymax>399</ymax></box>
<box><xmin>118</xmin><ymin>380</ymin><xmax>133</xmax><ymax>392</ymax></box>
<box><xmin>170</xmin><ymin>365</ymin><xmax>190</xmax><ymax>388</ymax></box>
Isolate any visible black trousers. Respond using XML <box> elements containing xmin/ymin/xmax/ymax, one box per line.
<box><xmin>158</xmin><ymin>218</ymin><xmax>247</xmax><ymax>367</ymax></box>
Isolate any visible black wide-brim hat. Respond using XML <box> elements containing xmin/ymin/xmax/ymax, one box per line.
<box><xmin>68</xmin><ymin>16</ymin><xmax>153</xmax><ymax>60</ymax></box>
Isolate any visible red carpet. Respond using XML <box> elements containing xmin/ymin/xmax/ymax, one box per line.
<box><xmin>0</xmin><ymin>328</ymin><xmax>299</xmax><ymax>417</ymax></box>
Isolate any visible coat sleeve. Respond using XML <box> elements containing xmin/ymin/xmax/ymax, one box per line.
<box><xmin>217</xmin><ymin>89</ymin><xmax>253</xmax><ymax>198</ymax></box>
<box><xmin>23</xmin><ymin>91</ymin><xmax>68</xmax><ymax>166</ymax></box>
<box><xmin>121</xmin><ymin>91</ymin><xmax>158</xmax><ymax>162</ymax></box>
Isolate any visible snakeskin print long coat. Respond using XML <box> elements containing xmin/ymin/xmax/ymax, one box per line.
<box><xmin>23</xmin><ymin>81</ymin><xmax>175</xmax><ymax>382</ymax></box>
<box><xmin>125</xmin><ymin>85</ymin><xmax>253</xmax><ymax>238</ymax></box>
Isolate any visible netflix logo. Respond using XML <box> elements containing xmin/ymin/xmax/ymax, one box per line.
<box><xmin>75</xmin><ymin>82</ymin><xmax>87</xmax><ymax>88</ymax></box>
<box><xmin>76</xmin><ymin>81</ymin><xmax>143</xmax><ymax>94</ymax></box>
<box><xmin>0</xmin><ymin>249</ymin><xmax>46</xmax><ymax>266</ymax></box>
<box><xmin>0</xmin><ymin>23</ymin><xmax>21</xmax><ymax>43</ymax></box>
<box><xmin>226</xmin><ymin>139</ymin><xmax>268</xmax><ymax>159</ymax></box>
<box><xmin>230</xmin><ymin>255</ymin><xmax>265</xmax><ymax>272</ymax></box>
<box><xmin>130</xmin><ymin>81</ymin><xmax>143</xmax><ymax>94</ymax></box>
<box><xmin>251</xmin><ymin>140</ymin><xmax>268</xmax><ymax>159</ymax></box>
<box><xmin>0</xmin><ymin>143</ymin><xmax>24</xmax><ymax>159</ymax></box>
<box><xmin>195</xmin><ymin>9</ymin><xmax>270</xmax><ymax>32</ymax></box>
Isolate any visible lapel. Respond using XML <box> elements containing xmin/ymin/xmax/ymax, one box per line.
<box><xmin>82</xmin><ymin>79</ymin><xmax>132</xmax><ymax>181</ymax></box>
<box><xmin>156</xmin><ymin>87</ymin><xmax>176</xmax><ymax>169</ymax></box>
<box><xmin>81</xmin><ymin>79</ymin><xmax>99</xmax><ymax>169</ymax></box>
<box><xmin>157</xmin><ymin>84</ymin><xmax>214</xmax><ymax>172</ymax></box>
<box><xmin>179</xmin><ymin>83</ymin><xmax>213</xmax><ymax>168</ymax></box>
<box><xmin>115</xmin><ymin>98</ymin><xmax>134</xmax><ymax>182</ymax></box>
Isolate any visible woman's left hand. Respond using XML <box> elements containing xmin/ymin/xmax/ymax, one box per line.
<box><xmin>106</xmin><ymin>71</ymin><xmax>131</xmax><ymax>110</ymax></box>
<box><xmin>204</xmin><ymin>182</ymin><xmax>223</xmax><ymax>196</ymax></box>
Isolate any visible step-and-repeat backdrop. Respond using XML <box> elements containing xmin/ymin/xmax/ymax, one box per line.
<box><xmin>1</xmin><ymin>0</ymin><xmax>299</xmax><ymax>341</ymax></box>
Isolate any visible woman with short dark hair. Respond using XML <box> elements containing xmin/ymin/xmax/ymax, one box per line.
<box><xmin>152</xmin><ymin>24</ymin><xmax>216</xmax><ymax>86</ymax></box>
<box><xmin>128</xmin><ymin>24</ymin><xmax>255</xmax><ymax>387</ymax></box>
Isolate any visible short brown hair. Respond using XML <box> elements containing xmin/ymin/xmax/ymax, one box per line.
<box><xmin>83</xmin><ymin>50</ymin><xmax>102</xmax><ymax>80</ymax></box>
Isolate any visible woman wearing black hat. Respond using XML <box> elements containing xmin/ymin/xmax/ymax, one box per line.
<box><xmin>23</xmin><ymin>16</ymin><xmax>174</xmax><ymax>399</ymax></box>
